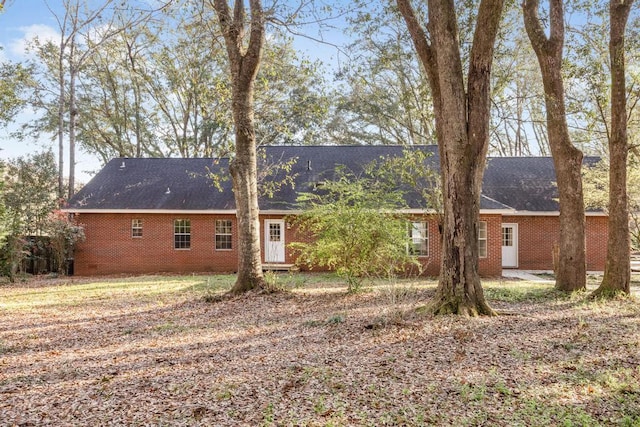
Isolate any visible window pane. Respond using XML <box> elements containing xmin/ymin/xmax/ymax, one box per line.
<box><xmin>132</xmin><ymin>219</ymin><xmax>143</xmax><ymax>238</ymax></box>
<box><xmin>174</xmin><ymin>219</ymin><xmax>191</xmax><ymax>249</ymax></box>
<box><xmin>410</xmin><ymin>222</ymin><xmax>428</xmax><ymax>256</ymax></box>
<box><xmin>175</xmin><ymin>234</ymin><xmax>191</xmax><ymax>249</ymax></box>
<box><xmin>478</xmin><ymin>222</ymin><xmax>487</xmax><ymax>239</ymax></box>
<box><xmin>174</xmin><ymin>219</ymin><xmax>190</xmax><ymax>234</ymax></box>
<box><xmin>479</xmin><ymin>240</ymin><xmax>487</xmax><ymax>258</ymax></box>
<box><xmin>269</xmin><ymin>223</ymin><xmax>281</xmax><ymax>242</ymax></box>
<box><xmin>478</xmin><ymin>221</ymin><xmax>487</xmax><ymax>258</ymax></box>
<box><xmin>502</xmin><ymin>227</ymin><xmax>512</xmax><ymax>247</ymax></box>
<box><xmin>216</xmin><ymin>219</ymin><xmax>232</xmax><ymax>235</ymax></box>
<box><xmin>215</xmin><ymin>219</ymin><xmax>232</xmax><ymax>250</ymax></box>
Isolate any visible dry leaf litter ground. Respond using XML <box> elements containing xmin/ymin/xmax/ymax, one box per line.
<box><xmin>1</xmin><ymin>273</ymin><xmax>639</xmax><ymax>426</ymax></box>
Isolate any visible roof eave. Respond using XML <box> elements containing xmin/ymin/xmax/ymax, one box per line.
<box><xmin>62</xmin><ymin>208</ymin><xmax>237</xmax><ymax>214</ymax></box>
<box><xmin>503</xmin><ymin>210</ymin><xmax>607</xmax><ymax>217</ymax></box>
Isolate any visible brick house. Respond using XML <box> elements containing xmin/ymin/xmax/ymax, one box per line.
<box><xmin>64</xmin><ymin>146</ymin><xmax>607</xmax><ymax>276</ymax></box>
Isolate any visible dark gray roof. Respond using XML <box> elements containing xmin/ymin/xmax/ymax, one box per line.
<box><xmin>481</xmin><ymin>156</ymin><xmax>601</xmax><ymax>211</ymax></box>
<box><xmin>68</xmin><ymin>158</ymin><xmax>235</xmax><ymax>210</ymax></box>
<box><xmin>66</xmin><ymin>145</ymin><xmax>601</xmax><ymax>213</ymax></box>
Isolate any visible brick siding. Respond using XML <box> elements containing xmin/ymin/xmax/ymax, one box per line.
<box><xmin>74</xmin><ymin>213</ymin><xmax>239</xmax><ymax>275</ymax></box>
<box><xmin>73</xmin><ymin>212</ymin><xmax>509</xmax><ymax>277</ymax></box>
<box><xmin>501</xmin><ymin>215</ymin><xmax>608</xmax><ymax>271</ymax></box>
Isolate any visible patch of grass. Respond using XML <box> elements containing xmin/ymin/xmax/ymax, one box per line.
<box><xmin>0</xmin><ymin>275</ymin><xmax>223</xmax><ymax>311</ymax></box>
<box><xmin>459</xmin><ymin>382</ymin><xmax>487</xmax><ymax>403</ymax></box>
<box><xmin>186</xmin><ymin>275</ymin><xmax>235</xmax><ymax>293</ymax></box>
<box><xmin>509</xmin><ymin>347</ymin><xmax>532</xmax><ymax>361</ymax></box>
<box><xmin>302</xmin><ymin>319</ymin><xmax>325</xmax><ymax>327</ymax></box>
<box><xmin>493</xmin><ymin>380</ymin><xmax>513</xmax><ymax>397</ymax></box>
<box><xmin>326</xmin><ymin>314</ymin><xmax>345</xmax><ymax>325</ymax></box>
<box><xmin>597</xmin><ymin>367</ymin><xmax>640</xmax><ymax>396</ymax></box>
<box><xmin>312</xmin><ymin>395</ymin><xmax>327</xmax><ymax>414</ymax></box>
<box><xmin>0</xmin><ymin>340</ymin><xmax>14</xmax><ymax>354</ymax></box>
<box><xmin>261</xmin><ymin>402</ymin><xmax>275</xmax><ymax>426</ymax></box>
<box><xmin>512</xmin><ymin>399</ymin><xmax>598</xmax><ymax>427</ymax></box>
<box><xmin>377</xmin><ymin>407</ymin><xmax>430</xmax><ymax>427</ymax></box>
<box><xmin>483</xmin><ymin>280</ymin><xmax>567</xmax><ymax>303</ymax></box>
<box><xmin>303</xmin><ymin>313</ymin><xmax>346</xmax><ymax>327</ymax></box>
<box><xmin>214</xmin><ymin>382</ymin><xmax>238</xmax><ymax>401</ymax></box>
<box><xmin>152</xmin><ymin>321</ymin><xmax>189</xmax><ymax>334</ymax></box>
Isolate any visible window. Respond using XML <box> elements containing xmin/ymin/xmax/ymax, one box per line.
<box><xmin>174</xmin><ymin>219</ymin><xmax>191</xmax><ymax>249</ymax></box>
<box><xmin>215</xmin><ymin>219</ymin><xmax>233</xmax><ymax>250</ymax></box>
<box><xmin>269</xmin><ymin>222</ymin><xmax>282</xmax><ymax>242</ymax></box>
<box><xmin>410</xmin><ymin>222</ymin><xmax>428</xmax><ymax>256</ymax></box>
<box><xmin>131</xmin><ymin>219</ymin><xmax>143</xmax><ymax>238</ymax></box>
<box><xmin>502</xmin><ymin>226</ymin><xmax>513</xmax><ymax>247</ymax></box>
<box><xmin>478</xmin><ymin>221</ymin><xmax>487</xmax><ymax>258</ymax></box>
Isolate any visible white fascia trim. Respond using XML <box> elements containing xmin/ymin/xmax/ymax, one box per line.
<box><xmin>274</xmin><ymin>209</ymin><xmax>518</xmax><ymax>216</ymax></box>
<box><xmin>62</xmin><ymin>209</ymin><xmax>237</xmax><ymax>214</ymax></box>
<box><xmin>398</xmin><ymin>209</ymin><xmax>516</xmax><ymax>215</ymax></box>
<box><xmin>480</xmin><ymin>209</ymin><xmax>517</xmax><ymax>215</ymax></box>
<box><xmin>62</xmin><ymin>208</ymin><xmax>606</xmax><ymax>217</ymax></box>
<box><xmin>261</xmin><ymin>210</ymin><xmax>302</xmax><ymax>215</ymax></box>
<box><xmin>62</xmin><ymin>209</ymin><xmax>302</xmax><ymax>215</ymax></box>
<box><xmin>504</xmin><ymin>211</ymin><xmax>608</xmax><ymax>217</ymax></box>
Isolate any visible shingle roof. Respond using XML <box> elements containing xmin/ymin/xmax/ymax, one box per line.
<box><xmin>66</xmin><ymin>145</ymin><xmax>601</xmax><ymax>213</ymax></box>
<box><xmin>481</xmin><ymin>156</ymin><xmax>601</xmax><ymax>211</ymax></box>
<box><xmin>67</xmin><ymin>158</ymin><xmax>235</xmax><ymax>210</ymax></box>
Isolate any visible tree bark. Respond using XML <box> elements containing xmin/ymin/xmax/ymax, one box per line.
<box><xmin>57</xmin><ymin>34</ymin><xmax>66</xmax><ymax>203</ymax></box>
<box><xmin>523</xmin><ymin>0</ymin><xmax>586</xmax><ymax>292</ymax></box>
<box><xmin>397</xmin><ymin>0</ymin><xmax>503</xmax><ymax>316</ymax></box>
<box><xmin>68</xmin><ymin>53</ymin><xmax>77</xmax><ymax>200</ymax></box>
<box><xmin>593</xmin><ymin>0</ymin><xmax>634</xmax><ymax>297</ymax></box>
<box><xmin>212</xmin><ymin>0</ymin><xmax>265</xmax><ymax>293</ymax></box>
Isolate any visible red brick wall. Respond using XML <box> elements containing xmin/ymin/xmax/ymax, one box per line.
<box><xmin>480</xmin><ymin>215</ymin><xmax>504</xmax><ymax>277</ymax></box>
<box><xmin>75</xmin><ymin>212</ymin><xmax>603</xmax><ymax>276</ymax></box>
<box><xmin>501</xmin><ymin>215</ymin><xmax>608</xmax><ymax>271</ymax></box>
<box><xmin>74</xmin><ymin>213</ymin><xmax>239</xmax><ymax>275</ymax></box>
<box><xmin>585</xmin><ymin>216</ymin><xmax>608</xmax><ymax>270</ymax></box>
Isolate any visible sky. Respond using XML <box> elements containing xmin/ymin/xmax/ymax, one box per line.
<box><xmin>0</xmin><ymin>0</ymin><xmax>350</xmax><ymax>183</ymax></box>
<box><xmin>3</xmin><ymin>4</ymin><xmax>149</xmax><ymax>183</ymax></box>
<box><xmin>0</xmin><ymin>0</ymin><xmax>103</xmax><ymax>182</ymax></box>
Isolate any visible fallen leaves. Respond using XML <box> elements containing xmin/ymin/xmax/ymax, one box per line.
<box><xmin>0</xmin><ymin>275</ymin><xmax>639</xmax><ymax>425</ymax></box>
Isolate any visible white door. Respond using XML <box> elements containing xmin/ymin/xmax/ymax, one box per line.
<box><xmin>501</xmin><ymin>224</ymin><xmax>518</xmax><ymax>268</ymax></box>
<box><xmin>264</xmin><ymin>219</ymin><xmax>285</xmax><ymax>263</ymax></box>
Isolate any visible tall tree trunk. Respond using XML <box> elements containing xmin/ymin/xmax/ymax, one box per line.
<box><xmin>523</xmin><ymin>0</ymin><xmax>586</xmax><ymax>292</ymax></box>
<box><xmin>212</xmin><ymin>0</ymin><xmax>265</xmax><ymax>293</ymax></box>
<box><xmin>593</xmin><ymin>0</ymin><xmax>634</xmax><ymax>297</ymax></box>
<box><xmin>229</xmin><ymin>91</ymin><xmax>263</xmax><ymax>292</ymax></box>
<box><xmin>126</xmin><ymin>38</ymin><xmax>143</xmax><ymax>158</ymax></box>
<box><xmin>57</xmin><ymin>40</ymin><xmax>66</xmax><ymax>203</ymax></box>
<box><xmin>397</xmin><ymin>0</ymin><xmax>503</xmax><ymax>316</ymax></box>
<box><xmin>134</xmin><ymin>84</ymin><xmax>142</xmax><ymax>157</ymax></box>
<box><xmin>68</xmin><ymin>59</ymin><xmax>77</xmax><ymax>199</ymax></box>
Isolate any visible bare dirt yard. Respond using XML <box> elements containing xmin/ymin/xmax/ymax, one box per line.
<box><xmin>1</xmin><ymin>273</ymin><xmax>639</xmax><ymax>426</ymax></box>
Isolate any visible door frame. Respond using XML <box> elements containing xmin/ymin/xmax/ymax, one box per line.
<box><xmin>264</xmin><ymin>219</ymin><xmax>286</xmax><ymax>263</ymax></box>
<box><xmin>501</xmin><ymin>223</ymin><xmax>519</xmax><ymax>268</ymax></box>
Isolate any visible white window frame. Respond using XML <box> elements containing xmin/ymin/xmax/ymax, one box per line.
<box><xmin>131</xmin><ymin>219</ymin><xmax>143</xmax><ymax>238</ymax></box>
<box><xmin>174</xmin><ymin>219</ymin><xmax>191</xmax><ymax>250</ymax></box>
<box><xmin>478</xmin><ymin>221</ymin><xmax>488</xmax><ymax>258</ymax></box>
<box><xmin>215</xmin><ymin>219</ymin><xmax>233</xmax><ymax>251</ymax></box>
<box><xmin>410</xmin><ymin>221</ymin><xmax>429</xmax><ymax>256</ymax></box>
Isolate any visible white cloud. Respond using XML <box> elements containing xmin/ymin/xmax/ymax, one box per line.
<box><xmin>8</xmin><ymin>24</ymin><xmax>59</xmax><ymax>58</ymax></box>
